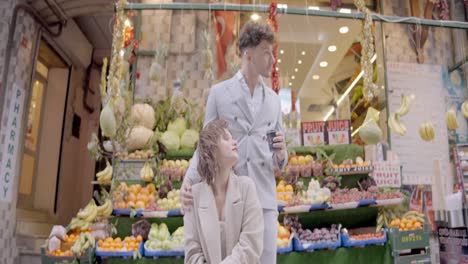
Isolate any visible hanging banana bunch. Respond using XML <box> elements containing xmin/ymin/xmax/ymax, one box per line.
<box><xmin>446</xmin><ymin>108</ymin><xmax>459</xmax><ymax>130</ymax></box>
<box><xmin>419</xmin><ymin>122</ymin><xmax>435</xmax><ymax>141</ymax></box>
<box><xmin>462</xmin><ymin>101</ymin><xmax>468</xmax><ymax>118</ymax></box>
<box><xmin>388</xmin><ymin>94</ymin><xmax>415</xmax><ymax>136</ymax></box>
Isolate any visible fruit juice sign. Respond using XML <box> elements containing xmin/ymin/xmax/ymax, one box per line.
<box><xmin>326</xmin><ymin>120</ymin><xmax>351</xmax><ymax>145</ymax></box>
<box><xmin>371</xmin><ymin>161</ymin><xmax>402</xmax><ymax>188</ymax></box>
<box><xmin>0</xmin><ymin>84</ymin><xmax>25</xmax><ymax>203</ymax></box>
<box><xmin>301</xmin><ymin>122</ymin><xmax>326</xmax><ymax>146</ymax></box>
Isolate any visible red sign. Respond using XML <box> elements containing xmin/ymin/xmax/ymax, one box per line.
<box><xmin>302</xmin><ymin>122</ymin><xmax>326</xmax><ymax>146</ymax></box>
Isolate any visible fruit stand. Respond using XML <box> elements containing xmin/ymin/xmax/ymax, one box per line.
<box><xmin>39</xmin><ymin>0</ymin><xmax>435</xmax><ymax>262</ymax></box>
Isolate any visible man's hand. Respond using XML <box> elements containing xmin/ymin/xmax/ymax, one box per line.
<box><xmin>180</xmin><ymin>179</ymin><xmax>194</xmax><ymax>214</ymax></box>
<box><xmin>273</xmin><ymin>131</ymin><xmax>286</xmax><ymax>162</ymax></box>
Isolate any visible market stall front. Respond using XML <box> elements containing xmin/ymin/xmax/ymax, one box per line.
<box><xmin>40</xmin><ymin>0</ymin><xmax>468</xmax><ymax>263</ymax></box>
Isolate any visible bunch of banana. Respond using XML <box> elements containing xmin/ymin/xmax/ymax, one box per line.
<box><xmin>68</xmin><ymin>217</ymin><xmax>90</xmax><ymax>231</ymax></box>
<box><xmin>71</xmin><ymin>232</ymin><xmax>95</xmax><ymax>256</ymax></box>
<box><xmin>388</xmin><ymin>94</ymin><xmax>415</xmax><ymax>136</ymax></box>
<box><xmin>395</xmin><ymin>94</ymin><xmax>415</xmax><ymax>116</ymax></box>
<box><xmin>96</xmin><ymin>161</ymin><xmax>113</xmax><ymax>184</ymax></box>
<box><xmin>77</xmin><ymin>199</ymin><xmax>98</xmax><ymax>223</ymax></box>
<box><xmin>402</xmin><ymin>211</ymin><xmax>426</xmax><ymax>222</ymax></box>
<box><xmin>419</xmin><ymin>122</ymin><xmax>435</xmax><ymax>141</ymax></box>
<box><xmin>140</xmin><ymin>161</ymin><xmax>154</xmax><ymax>182</ymax></box>
<box><xmin>446</xmin><ymin>108</ymin><xmax>459</xmax><ymax>130</ymax></box>
<box><xmin>462</xmin><ymin>101</ymin><xmax>468</xmax><ymax>118</ymax></box>
<box><xmin>96</xmin><ymin>198</ymin><xmax>113</xmax><ymax>217</ymax></box>
<box><xmin>388</xmin><ymin>114</ymin><xmax>407</xmax><ymax>136</ymax></box>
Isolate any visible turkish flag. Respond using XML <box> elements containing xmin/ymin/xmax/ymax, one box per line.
<box><xmin>212</xmin><ymin>11</ymin><xmax>236</xmax><ymax>78</ymax></box>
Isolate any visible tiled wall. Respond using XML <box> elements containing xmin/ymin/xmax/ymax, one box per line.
<box><xmin>0</xmin><ymin>0</ymin><xmax>39</xmax><ymax>263</ymax></box>
<box><xmin>382</xmin><ymin>0</ymin><xmax>455</xmax><ymax>66</ymax></box>
<box><xmin>135</xmin><ymin>0</ymin><xmax>241</xmax><ymax>105</ymax></box>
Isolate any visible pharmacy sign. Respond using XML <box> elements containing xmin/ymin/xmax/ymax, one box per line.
<box><xmin>0</xmin><ymin>84</ymin><xmax>25</xmax><ymax>203</ymax></box>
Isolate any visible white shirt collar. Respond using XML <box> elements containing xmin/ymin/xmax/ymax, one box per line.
<box><xmin>235</xmin><ymin>71</ymin><xmax>266</xmax><ymax>94</ymax></box>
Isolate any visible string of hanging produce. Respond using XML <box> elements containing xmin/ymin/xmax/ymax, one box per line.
<box><xmin>354</xmin><ymin>0</ymin><xmax>378</xmax><ymax>102</ymax></box>
<box><xmin>268</xmin><ymin>0</ymin><xmax>279</xmax><ymax>94</ymax></box>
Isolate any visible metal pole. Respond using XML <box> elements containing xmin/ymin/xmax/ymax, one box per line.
<box><xmin>124</xmin><ymin>3</ymin><xmax>468</xmax><ymax>30</ymax></box>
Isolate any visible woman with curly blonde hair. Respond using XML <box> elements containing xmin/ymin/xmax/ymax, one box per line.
<box><xmin>184</xmin><ymin>119</ymin><xmax>264</xmax><ymax>264</ymax></box>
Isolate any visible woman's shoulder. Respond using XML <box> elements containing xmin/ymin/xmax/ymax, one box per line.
<box><xmin>191</xmin><ymin>181</ymin><xmax>207</xmax><ymax>195</ymax></box>
<box><xmin>233</xmin><ymin>175</ymin><xmax>256</xmax><ymax>190</ymax></box>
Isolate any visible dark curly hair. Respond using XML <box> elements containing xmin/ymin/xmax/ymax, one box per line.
<box><xmin>197</xmin><ymin>119</ymin><xmax>229</xmax><ymax>187</ymax></box>
<box><xmin>238</xmin><ymin>21</ymin><xmax>275</xmax><ymax>53</ymax></box>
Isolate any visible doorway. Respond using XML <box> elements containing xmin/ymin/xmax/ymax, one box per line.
<box><xmin>17</xmin><ymin>39</ymin><xmax>69</xmax><ymax>214</ymax></box>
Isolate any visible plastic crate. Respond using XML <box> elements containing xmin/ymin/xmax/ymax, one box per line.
<box><xmin>277</xmin><ymin>234</ymin><xmax>294</xmax><ymax>254</ymax></box>
<box><xmin>341</xmin><ymin>230</ymin><xmax>387</xmax><ymax>248</ymax></box>
<box><xmin>167</xmin><ymin>209</ymin><xmax>183</xmax><ymax>217</ymax></box>
<box><xmin>113</xmin><ymin>159</ymin><xmax>156</xmax><ymax>181</ymax></box>
<box><xmin>277</xmin><ymin>243</ymin><xmax>293</xmax><ymax>254</ymax></box>
<box><xmin>388</xmin><ymin>226</ymin><xmax>430</xmax><ymax>251</ymax></box>
<box><xmin>310</xmin><ymin>203</ymin><xmax>330</xmax><ymax>211</ymax></box>
<box><xmin>144</xmin><ymin>247</ymin><xmax>185</xmax><ymax>258</ymax></box>
<box><xmin>41</xmin><ymin>247</ymin><xmax>95</xmax><ymax>264</ymax></box>
<box><xmin>112</xmin><ymin>208</ymin><xmax>144</xmax><ymax>217</ymax></box>
<box><xmin>292</xmin><ymin>235</ymin><xmax>341</xmax><ymax>252</ymax></box>
<box><xmin>358</xmin><ymin>199</ymin><xmax>377</xmax><ymax>207</ymax></box>
<box><xmin>95</xmin><ymin>242</ymin><xmax>144</xmax><ymax>258</ymax></box>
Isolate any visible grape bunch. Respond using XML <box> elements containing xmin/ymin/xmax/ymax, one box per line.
<box><xmin>299</xmin><ymin>225</ymin><xmax>340</xmax><ymax>244</ymax></box>
<box><xmin>283</xmin><ymin>215</ymin><xmax>302</xmax><ymax>234</ymax></box>
<box><xmin>283</xmin><ymin>216</ymin><xmax>340</xmax><ymax>245</ymax></box>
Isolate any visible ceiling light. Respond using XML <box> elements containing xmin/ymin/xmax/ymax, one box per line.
<box><xmin>124</xmin><ymin>19</ymin><xmax>131</xmax><ymax>27</ymax></box>
<box><xmin>323</xmin><ymin>106</ymin><xmax>335</xmax><ymax>121</ymax></box>
<box><xmin>298</xmin><ymin>60</ymin><xmax>302</xmax><ymax>64</ymax></box>
<box><xmin>120</xmin><ymin>50</ymin><xmax>125</xmax><ymax>57</ymax></box>
<box><xmin>289</xmin><ymin>82</ymin><xmax>292</xmax><ymax>86</ymax></box>
<box><xmin>312</xmin><ymin>75</ymin><xmax>320</xmax><ymax>80</ymax></box>
<box><xmin>301</xmin><ymin>51</ymin><xmax>306</xmax><ymax>55</ymax></box>
<box><xmin>275</xmin><ymin>67</ymin><xmax>279</xmax><ymax>71</ymax></box>
<box><xmin>294</xmin><ymin>68</ymin><xmax>298</xmax><ymax>72</ymax></box>
<box><xmin>328</xmin><ymin>45</ymin><xmax>337</xmax><ymax>52</ymax></box>
<box><xmin>337</xmin><ymin>54</ymin><xmax>377</xmax><ymax>106</ymax></box>
<box><xmin>278</xmin><ymin>59</ymin><xmax>281</xmax><ymax>63</ymax></box>
<box><xmin>339</xmin><ymin>26</ymin><xmax>349</xmax><ymax>34</ymax></box>
<box><xmin>308</xmin><ymin>6</ymin><xmax>320</xmax><ymax>10</ymax></box>
<box><xmin>320</xmin><ymin>61</ymin><xmax>328</xmax><ymax>68</ymax></box>
<box><xmin>339</xmin><ymin>8</ymin><xmax>352</xmax><ymax>13</ymax></box>
<box><xmin>291</xmin><ymin>76</ymin><xmax>295</xmax><ymax>80</ymax></box>
<box><xmin>280</xmin><ymin>50</ymin><xmax>284</xmax><ymax>54</ymax></box>
<box><xmin>250</xmin><ymin>13</ymin><xmax>261</xmax><ymax>21</ymax></box>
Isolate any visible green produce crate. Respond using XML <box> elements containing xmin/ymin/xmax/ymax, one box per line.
<box><xmin>388</xmin><ymin>225</ymin><xmax>431</xmax><ymax>251</ymax></box>
<box><xmin>41</xmin><ymin>247</ymin><xmax>95</xmax><ymax>264</ymax></box>
<box><xmin>392</xmin><ymin>251</ymin><xmax>431</xmax><ymax>264</ymax></box>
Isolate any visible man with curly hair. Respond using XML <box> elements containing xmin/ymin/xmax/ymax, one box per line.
<box><xmin>182</xmin><ymin>21</ymin><xmax>287</xmax><ymax>264</ymax></box>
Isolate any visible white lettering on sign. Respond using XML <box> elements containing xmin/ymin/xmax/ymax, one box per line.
<box><xmin>0</xmin><ymin>84</ymin><xmax>25</xmax><ymax>202</ymax></box>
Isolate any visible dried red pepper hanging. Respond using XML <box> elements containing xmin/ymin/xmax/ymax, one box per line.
<box><xmin>267</xmin><ymin>0</ymin><xmax>279</xmax><ymax>94</ymax></box>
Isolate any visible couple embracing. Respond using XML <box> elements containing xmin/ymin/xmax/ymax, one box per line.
<box><xmin>180</xmin><ymin>22</ymin><xmax>288</xmax><ymax>264</ymax></box>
